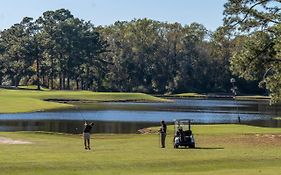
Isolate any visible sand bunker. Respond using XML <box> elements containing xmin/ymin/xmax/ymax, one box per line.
<box><xmin>0</xmin><ymin>137</ymin><xmax>32</xmax><ymax>144</ymax></box>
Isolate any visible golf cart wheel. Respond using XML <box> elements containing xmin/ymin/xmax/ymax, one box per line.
<box><xmin>189</xmin><ymin>144</ymin><xmax>195</xmax><ymax>148</ymax></box>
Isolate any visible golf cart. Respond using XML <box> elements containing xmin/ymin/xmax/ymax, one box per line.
<box><xmin>173</xmin><ymin>119</ymin><xmax>195</xmax><ymax>149</ymax></box>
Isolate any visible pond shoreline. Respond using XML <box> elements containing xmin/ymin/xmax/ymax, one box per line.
<box><xmin>0</xmin><ymin>95</ymin><xmax>279</xmax><ymax>133</ymax></box>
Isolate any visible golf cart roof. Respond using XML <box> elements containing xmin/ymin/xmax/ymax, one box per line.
<box><xmin>174</xmin><ymin>119</ymin><xmax>192</xmax><ymax>127</ymax></box>
<box><xmin>174</xmin><ymin>119</ymin><xmax>192</xmax><ymax>122</ymax></box>
<box><xmin>174</xmin><ymin>119</ymin><xmax>192</xmax><ymax>133</ymax></box>
<box><xmin>174</xmin><ymin>119</ymin><xmax>193</xmax><ymax>123</ymax></box>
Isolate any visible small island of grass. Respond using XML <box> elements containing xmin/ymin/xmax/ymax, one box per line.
<box><xmin>0</xmin><ymin>88</ymin><xmax>170</xmax><ymax>114</ymax></box>
<box><xmin>235</xmin><ymin>95</ymin><xmax>271</xmax><ymax>100</ymax></box>
<box><xmin>172</xmin><ymin>93</ymin><xmax>207</xmax><ymax>98</ymax></box>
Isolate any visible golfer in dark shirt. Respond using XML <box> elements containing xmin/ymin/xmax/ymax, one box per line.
<box><xmin>83</xmin><ymin>122</ymin><xmax>94</xmax><ymax>150</ymax></box>
<box><xmin>159</xmin><ymin>120</ymin><xmax>167</xmax><ymax>148</ymax></box>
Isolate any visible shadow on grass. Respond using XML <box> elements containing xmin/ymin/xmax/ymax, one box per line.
<box><xmin>195</xmin><ymin>147</ymin><xmax>224</xmax><ymax>150</ymax></box>
<box><xmin>0</xmin><ymin>85</ymin><xmax>44</xmax><ymax>91</ymax></box>
<box><xmin>175</xmin><ymin>147</ymin><xmax>224</xmax><ymax>150</ymax></box>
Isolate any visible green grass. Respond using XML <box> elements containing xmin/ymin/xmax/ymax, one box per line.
<box><xmin>173</xmin><ymin>93</ymin><xmax>207</xmax><ymax>98</ymax></box>
<box><xmin>235</xmin><ymin>95</ymin><xmax>270</xmax><ymax>100</ymax></box>
<box><xmin>151</xmin><ymin>124</ymin><xmax>281</xmax><ymax>135</ymax></box>
<box><xmin>172</xmin><ymin>93</ymin><xmax>270</xmax><ymax>100</ymax></box>
<box><xmin>18</xmin><ymin>85</ymin><xmax>50</xmax><ymax>91</ymax></box>
<box><xmin>1</xmin><ymin>124</ymin><xmax>281</xmax><ymax>175</ymax></box>
<box><xmin>0</xmin><ymin>89</ymin><xmax>170</xmax><ymax>113</ymax></box>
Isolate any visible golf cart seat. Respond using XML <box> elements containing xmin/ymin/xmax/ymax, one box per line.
<box><xmin>184</xmin><ymin>130</ymin><xmax>192</xmax><ymax>136</ymax></box>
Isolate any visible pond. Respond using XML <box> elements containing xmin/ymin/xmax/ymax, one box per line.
<box><xmin>0</xmin><ymin>99</ymin><xmax>280</xmax><ymax>133</ymax></box>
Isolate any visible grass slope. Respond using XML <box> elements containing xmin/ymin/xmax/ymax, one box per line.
<box><xmin>235</xmin><ymin>95</ymin><xmax>271</xmax><ymax>100</ymax></box>
<box><xmin>0</xmin><ymin>89</ymin><xmax>169</xmax><ymax>113</ymax></box>
<box><xmin>173</xmin><ymin>93</ymin><xmax>271</xmax><ymax>100</ymax></box>
<box><xmin>174</xmin><ymin>93</ymin><xmax>207</xmax><ymax>98</ymax></box>
<box><xmin>1</xmin><ymin>124</ymin><xmax>281</xmax><ymax>175</ymax></box>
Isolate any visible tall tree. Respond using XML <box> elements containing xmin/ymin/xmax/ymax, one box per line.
<box><xmin>36</xmin><ymin>9</ymin><xmax>108</xmax><ymax>90</ymax></box>
<box><xmin>224</xmin><ymin>0</ymin><xmax>281</xmax><ymax>103</ymax></box>
<box><xmin>0</xmin><ymin>18</ymin><xmax>35</xmax><ymax>87</ymax></box>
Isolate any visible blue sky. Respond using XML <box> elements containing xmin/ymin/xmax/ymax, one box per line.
<box><xmin>0</xmin><ymin>0</ymin><xmax>226</xmax><ymax>31</ymax></box>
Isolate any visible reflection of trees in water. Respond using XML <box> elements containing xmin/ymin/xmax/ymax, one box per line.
<box><xmin>0</xmin><ymin>120</ymin><xmax>158</xmax><ymax>134</ymax></box>
<box><xmin>256</xmin><ymin>101</ymin><xmax>281</xmax><ymax>116</ymax></box>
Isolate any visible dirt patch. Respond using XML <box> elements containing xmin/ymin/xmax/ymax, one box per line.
<box><xmin>197</xmin><ymin>133</ymin><xmax>281</xmax><ymax>148</ymax></box>
<box><xmin>138</xmin><ymin>128</ymin><xmax>158</xmax><ymax>134</ymax></box>
<box><xmin>254</xmin><ymin>134</ymin><xmax>281</xmax><ymax>145</ymax></box>
<box><xmin>0</xmin><ymin>137</ymin><xmax>32</xmax><ymax>144</ymax></box>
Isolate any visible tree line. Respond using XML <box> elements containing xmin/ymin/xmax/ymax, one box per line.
<box><xmin>0</xmin><ymin>8</ymin><xmax>265</xmax><ymax>95</ymax></box>
<box><xmin>0</xmin><ymin>9</ymin><xmax>108</xmax><ymax>90</ymax></box>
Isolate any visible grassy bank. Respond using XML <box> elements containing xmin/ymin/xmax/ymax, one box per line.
<box><xmin>172</xmin><ymin>93</ymin><xmax>271</xmax><ymax>101</ymax></box>
<box><xmin>235</xmin><ymin>95</ymin><xmax>270</xmax><ymax>100</ymax></box>
<box><xmin>1</xmin><ymin>124</ymin><xmax>281</xmax><ymax>175</ymax></box>
<box><xmin>0</xmin><ymin>89</ymin><xmax>169</xmax><ymax>113</ymax></box>
<box><xmin>173</xmin><ymin>93</ymin><xmax>207</xmax><ymax>98</ymax></box>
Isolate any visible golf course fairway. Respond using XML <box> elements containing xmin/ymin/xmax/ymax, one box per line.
<box><xmin>1</xmin><ymin>124</ymin><xmax>281</xmax><ymax>175</ymax></box>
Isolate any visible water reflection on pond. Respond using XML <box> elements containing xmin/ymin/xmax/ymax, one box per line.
<box><xmin>0</xmin><ymin>99</ymin><xmax>280</xmax><ymax>133</ymax></box>
<box><xmin>0</xmin><ymin>120</ymin><xmax>158</xmax><ymax>134</ymax></box>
